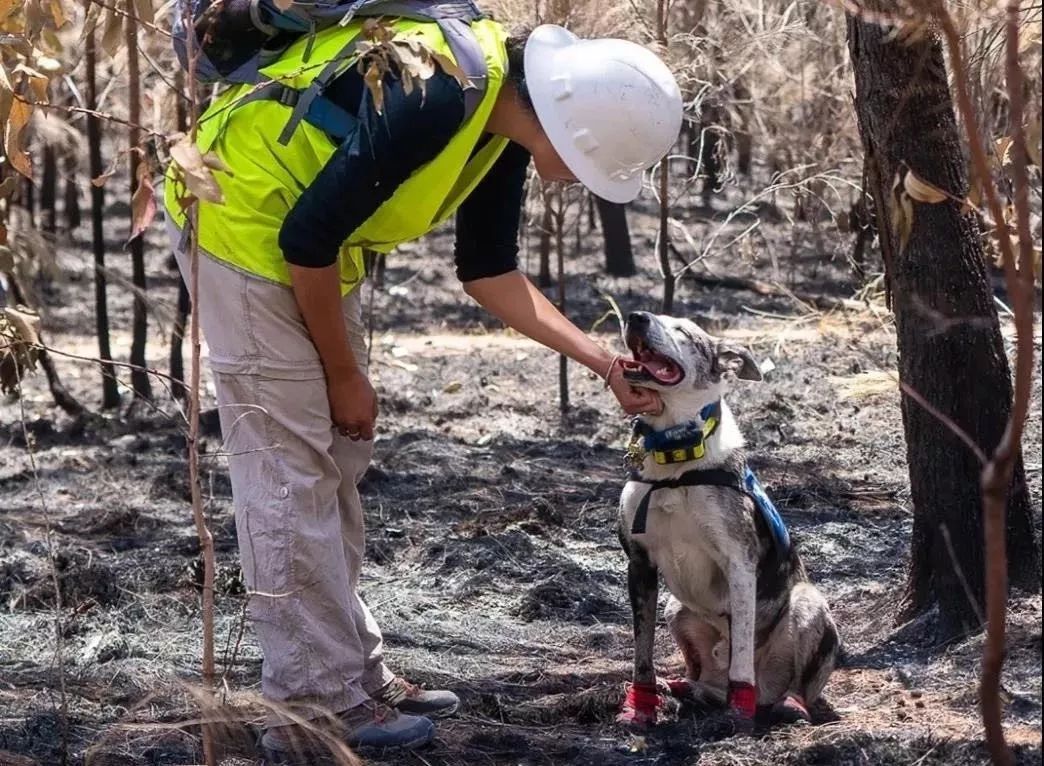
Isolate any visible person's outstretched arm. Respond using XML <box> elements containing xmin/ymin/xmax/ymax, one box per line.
<box><xmin>463</xmin><ymin>270</ymin><xmax>661</xmax><ymax>415</ymax></box>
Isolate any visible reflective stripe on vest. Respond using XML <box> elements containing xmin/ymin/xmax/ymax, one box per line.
<box><xmin>163</xmin><ymin>18</ymin><xmax>509</xmax><ymax>295</ymax></box>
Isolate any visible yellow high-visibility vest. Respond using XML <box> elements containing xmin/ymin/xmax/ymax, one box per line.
<box><xmin>164</xmin><ymin>17</ymin><xmax>509</xmax><ymax>294</ymax></box>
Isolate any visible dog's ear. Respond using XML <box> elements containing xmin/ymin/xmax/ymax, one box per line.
<box><xmin>714</xmin><ymin>339</ymin><xmax>762</xmax><ymax>381</ymax></box>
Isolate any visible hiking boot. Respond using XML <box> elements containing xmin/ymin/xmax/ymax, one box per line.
<box><xmin>261</xmin><ymin>701</ymin><xmax>434</xmax><ymax>762</ymax></box>
<box><xmin>372</xmin><ymin>676</ymin><xmax>461</xmax><ymax>718</ymax></box>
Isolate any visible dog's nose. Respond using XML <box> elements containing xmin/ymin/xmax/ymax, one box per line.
<box><xmin>627</xmin><ymin>312</ymin><xmax>651</xmax><ymax>327</ymax></box>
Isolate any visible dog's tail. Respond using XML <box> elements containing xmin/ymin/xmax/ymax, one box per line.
<box><xmin>834</xmin><ymin>640</ymin><xmax>851</xmax><ymax>669</ymax></box>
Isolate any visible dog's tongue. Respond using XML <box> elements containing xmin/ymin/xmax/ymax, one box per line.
<box><xmin>624</xmin><ymin>353</ymin><xmax>682</xmax><ymax>384</ymax></box>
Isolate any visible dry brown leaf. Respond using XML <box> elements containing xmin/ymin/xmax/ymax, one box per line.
<box><xmin>903</xmin><ymin>169</ymin><xmax>947</xmax><ymax>204</ymax></box>
<box><xmin>0</xmin><ymin>306</ymin><xmax>41</xmax><ymax>395</ymax></box>
<box><xmin>890</xmin><ymin>171</ymin><xmax>914</xmax><ymax>253</ymax></box>
<box><xmin>993</xmin><ymin>136</ymin><xmax>1013</xmax><ymax>169</ymax></box>
<box><xmin>431</xmin><ymin>51</ymin><xmax>469</xmax><ymax>88</ymax></box>
<box><xmin>3</xmin><ymin>97</ymin><xmax>33</xmax><ymax>178</ymax></box>
<box><xmin>128</xmin><ymin>160</ymin><xmax>156</xmax><ymax>243</ymax></box>
<box><xmin>101</xmin><ymin>6</ymin><xmax>123</xmax><ymax>57</ymax></box>
<box><xmin>47</xmin><ymin>0</ymin><xmax>65</xmax><ymax>27</ymax></box>
<box><xmin>169</xmin><ymin>135</ymin><xmax>225</xmax><ymax>204</ymax></box>
<box><xmin>132</xmin><ymin>0</ymin><xmax>154</xmax><ymax>25</ymax></box>
<box><xmin>395</xmin><ymin>42</ymin><xmax>436</xmax><ymax>81</ymax></box>
<box><xmin>14</xmin><ymin>64</ymin><xmax>50</xmax><ymax>102</ymax></box>
<box><xmin>0</xmin><ymin>0</ymin><xmax>17</xmax><ymax>22</ymax></box>
<box><xmin>201</xmin><ymin>152</ymin><xmax>230</xmax><ymax>173</ymax></box>
<box><xmin>363</xmin><ymin>61</ymin><xmax>384</xmax><ymax>114</ymax></box>
<box><xmin>91</xmin><ymin>151</ymin><xmax>123</xmax><ymax>187</ymax></box>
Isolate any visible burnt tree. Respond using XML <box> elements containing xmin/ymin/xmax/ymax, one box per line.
<box><xmin>594</xmin><ymin>196</ymin><xmax>634</xmax><ymax>276</ymax></box>
<box><xmin>126</xmin><ymin>8</ymin><xmax>152</xmax><ymax>402</ymax></box>
<box><xmin>169</xmin><ymin>69</ymin><xmax>190</xmax><ymax>402</ymax></box>
<box><xmin>85</xmin><ymin>16</ymin><xmax>121</xmax><ymax>409</ymax></box>
<box><xmin>40</xmin><ymin>143</ymin><xmax>57</xmax><ymax>235</ymax></box>
<box><xmin>537</xmin><ymin>202</ymin><xmax>552</xmax><ymax>288</ymax></box>
<box><xmin>848</xmin><ymin>13</ymin><xmax>1040</xmax><ymax>638</ymax></box>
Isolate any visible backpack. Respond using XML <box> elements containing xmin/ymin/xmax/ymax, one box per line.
<box><xmin>172</xmin><ymin>0</ymin><xmax>491</xmax><ymax>144</ymax></box>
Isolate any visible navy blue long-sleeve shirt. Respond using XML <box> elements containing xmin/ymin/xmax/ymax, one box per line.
<box><xmin>277</xmin><ymin>65</ymin><xmax>531</xmax><ymax>283</ymax></box>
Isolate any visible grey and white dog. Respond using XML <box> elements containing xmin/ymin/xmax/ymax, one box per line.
<box><xmin>615</xmin><ymin>312</ymin><xmax>838</xmax><ymax>729</ymax></box>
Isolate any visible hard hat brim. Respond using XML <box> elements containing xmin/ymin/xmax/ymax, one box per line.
<box><xmin>524</xmin><ymin>25</ymin><xmax>644</xmax><ymax>204</ymax></box>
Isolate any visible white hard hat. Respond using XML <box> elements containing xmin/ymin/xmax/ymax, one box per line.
<box><xmin>524</xmin><ymin>25</ymin><xmax>683</xmax><ymax>204</ymax></box>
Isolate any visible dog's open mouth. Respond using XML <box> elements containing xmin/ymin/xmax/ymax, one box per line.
<box><xmin>621</xmin><ymin>338</ymin><xmax>684</xmax><ymax>386</ymax></box>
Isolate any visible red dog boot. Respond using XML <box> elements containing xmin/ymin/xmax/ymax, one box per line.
<box><xmin>727</xmin><ymin>681</ymin><xmax>757</xmax><ymax>734</ymax></box>
<box><xmin>616</xmin><ymin>682</ymin><xmax>661</xmax><ymax>727</ymax></box>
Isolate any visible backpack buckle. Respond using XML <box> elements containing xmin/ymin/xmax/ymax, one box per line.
<box><xmin>275</xmin><ymin>85</ymin><xmax>300</xmax><ymax>108</ymax></box>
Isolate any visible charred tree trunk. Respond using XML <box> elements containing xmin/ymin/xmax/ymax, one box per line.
<box><xmin>62</xmin><ymin>153</ymin><xmax>81</xmax><ymax>232</ymax></box>
<box><xmin>848</xmin><ymin>13</ymin><xmax>1041</xmax><ymax>638</ymax></box>
<box><xmin>86</xmin><ymin>20</ymin><xmax>121</xmax><ymax>409</ymax></box>
<box><xmin>170</xmin><ymin>68</ymin><xmax>190</xmax><ymax>403</ymax></box>
<box><xmin>538</xmin><ymin>202</ymin><xmax>552</xmax><ymax>288</ymax></box>
<box><xmin>734</xmin><ymin>80</ymin><xmax>753</xmax><ymax>177</ymax></box>
<box><xmin>656</xmin><ymin>0</ymin><xmax>673</xmax><ymax>313</ymax></box>
<box><xmin>170</xmin><ymin>279</ymin><xmax>190</xmax><ymax>403</ymax></box>
<box><xmin>17</xmin><ymin>173</ymin><xmax>34</xmax><ymax>226</ymax></box>
<box><xmin>595</xmin><ymin>196</ymin><xmax>634</xmax><ymax>277</ymax></box>
<box><xmin>40</xmin><ymin>144</ymin><xmax>57</xmax><ymax>236</ymax></box>
<box><xmin>126</xmin><ymin>10</ymin><xmax>152</xmax><ymax>402</ymax></box>
<box><xmin>554</xmin><ymin>190</ymin><xmax>568</xmax><ymax>413</ymax></box>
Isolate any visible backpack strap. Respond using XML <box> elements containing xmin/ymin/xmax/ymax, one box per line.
<box><xmin>265</xmin><ymin>13</ymin><xmax>489</xmax><ymax>144</ymax></box>
<box><xmin>434</xmin><ymin>16</ymin><xmax>488</xmax><ymax>122</ymax></box>
<box><xmin>234</xmin><ymin>80</ymin><xmax>359</xmax><ymax>141</ymax></box>
<box><xmin>277</xmin><ymin>37</ymin><xmax>364</xmax><ymax>144</ymax></box>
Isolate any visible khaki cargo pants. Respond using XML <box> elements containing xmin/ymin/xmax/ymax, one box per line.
<box><xmin>169</xmin><ymin>223</ymin><xmax>394</xmax><ymax>726</ymax></box>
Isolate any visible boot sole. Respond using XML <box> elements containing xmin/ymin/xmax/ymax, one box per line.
<box><xmin>396</xmin><ymin>699</ymin><xmax>460</xmax><ymax>719</ymax></box>
<box><xmin>349</xmin><ymin>726</ymin><xmax>435</xmax><ymax>751</ymax></box>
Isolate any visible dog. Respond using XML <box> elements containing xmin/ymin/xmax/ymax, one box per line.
<box><xmin>615</xmin><ymin>311</ymin><xmax>838</xmax><ymax>730</ymax></box>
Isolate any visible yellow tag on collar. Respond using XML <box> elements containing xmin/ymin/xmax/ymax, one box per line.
<box><xmin>649</xmin><ymin>416</ymin><xmax>718</xmax><ymax>465</ymax></box>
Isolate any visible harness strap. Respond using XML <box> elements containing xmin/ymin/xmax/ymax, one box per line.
<box><xmin>629</xmin><ymin>468</ymin><xmax>743</xmax><ymax>535</ymax></box>
<box><xmin>627</xmin><ymin>464</ymin><xmax>793</xmax><ymax>560</ymax></box>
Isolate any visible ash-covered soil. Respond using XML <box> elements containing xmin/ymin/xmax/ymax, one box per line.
<box><xmin>1</xmin><ymin>192</ymin><xmax>1041</xmax><ymax>766</ymax></box>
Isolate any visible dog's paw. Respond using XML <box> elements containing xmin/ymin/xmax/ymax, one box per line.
<box><xmin>616</xmin><ymin>682</ymin><xmax>661</xmax><ymax>728</ymax></box>
<box><xmin>771</xmin><ymin>694</ymin><xmax>811</xmax><ymax>725</ymax></box>
<box><xmin>726</xmin><ymin>681</ymin><xmax>757</xmax><ymax>732</ymax></box>
<box><xmin>661</xmin><ymin>677</ymin><xmax>695</xmax><ymax>701</ymax></box>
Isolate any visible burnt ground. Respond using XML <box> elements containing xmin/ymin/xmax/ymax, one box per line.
<box><xmin>0</xmin><ymin>188</ymin><xmax>1041</xmax><ymax>766</ymax></box>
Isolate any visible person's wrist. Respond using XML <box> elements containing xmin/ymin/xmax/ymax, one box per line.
<box><xmin>323</xmin><ymin>359</ymin><xmax>363</xmax><ymax>381</ymax></box>
<box><xmin>582</xmin><ymin>346</ymin><xmax>615</xmax><ymax>377</ymax></box>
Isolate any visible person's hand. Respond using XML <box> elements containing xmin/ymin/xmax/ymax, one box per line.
<box><xmin>327</xmin><ymin>367</ymin><xmax>378</xmax><ymax>440</ymax></box>
<box><xmin>606</xmin><ymin>361</ymin><xmax>663</xmax><ymax>416</ymax></box>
